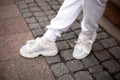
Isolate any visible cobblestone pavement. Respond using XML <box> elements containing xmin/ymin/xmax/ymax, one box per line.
<box><xmin>14</xmin><ymin>0</ymin><xmax>120</xmax><ymax>80</ymax></box>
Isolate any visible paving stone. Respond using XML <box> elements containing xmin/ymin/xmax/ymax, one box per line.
<box><xmin>45</xmin><ymin>10</ymin><xmax>55</xmax><ymax>16</ymax></box>
<box><xmin>41</xmin><ymin>6</ymin><xmax>51</xmax><ymax>11</ymax></box>
<box><xmin>56</xmin><ymin>41</ymin><xmax>70</xmax><ymax>50</ymax></box>
<box><xmin>96</xmin><ymin>32</ymin><xmax>108</xmax><ymax>40</ymax></box>
<box><xmin>100</xmin><ymin>38</ymin><xmax>117</xmax><ymax>48</ymax></box>
<box><xmin>48</xmin><ymin>14</ymin><xmax>56</xmax><ymax>20</ymax></box>
<box><xmin>39</xmin><ymin>21</ymin><xmax>49</xmax><ymax>27</ymax></box>
<box><xmin>33</xmin><ymin>12</ymin><xmax>45</xmax><ymax>17</ymax></box>
<box><xmin>22</xmin><ymin>12</ymin><xmax>33</xmax><ymax>18</ymax></box>
<box><xmin>67</xmin><ymin>38</ymin><xmax>76</xmax><ymax>48</ymax></box>
<box><xmin>51</xmin><ymin>63</ymin><xmax>69</xmax><ymax>77</ymax></box>
<box><xmin>25</xmin><ymin>17</ymin><xmax>37</xmax><ymax>24</ymax></box>
<box><xmin>102</xmin><ymin>59</ymin><xmax>120</xmax><ymax>73</ymax></box>
<box><xmin>29</xmin><ymin>23</ymin><xmax>40</xmax><ymax>30</ymax></box>
<box><xmin>32</xmin><ymin>28</ymin><xmax>44</xmax><ymax>37</ymax></box>
<box><xmin>52</xmin><ymin>5</ymin><xmax>61</xmax><ymax>10</ymax></box>
<box><xmin>74</xmin><ymin>29</ymin><xmax>81</xmax><ymax>37</ymax></box>
<box><xmin>115</xmin><ymin>73</ymin><xmax>120</xmax><ymax>80</ymax></box>
<box><xmin>58</xmin><ymin>74</ymin><xmax>74</xmax><ymax>80</ymax></box>
<box><xmin>109</xmin><ymin>46</ymin><xmax>120</xmax><ymax>59</ymax></box>
<box><xmin>64</xmin><ymin>28</ymin><xmax>72</xmax><ymax>33</ymax></box>
<box><xmin>45</xmin><ymin>55</ymin><xmax>61</xmax><ymax>64</ymax></box>
<box><xmin>28</xmin><ymin>3</ymin><xmax>37</xmax><ymax>7</ymax></box>
<box><xmin>92</xmin><ymin>42</ymin><xmax>104</xmax><ymax>51</ymax></box>
<box><xmin>89</xmin><ymin>65</ymin><xmax>103</xmax><ymax>73</ymax></box>
<box><xmin>21</xmin><ymin>8</ymin><xmax>30</xmax><ymax>13</ymax></box>
<box><xmin>57</xmin><ymin>0</ymin><xmax>64</xmax><ymax>4</ymax></box>
<box><xmin>77</xmin><ymin>13</ymin><xmax>83</xmax><ymax>21</ymax></box>
<box><xmin>49</xmin><ymin>1</ymin><xmax>58</xmax><ymax>5</ymax></box>
<box><xmin>36</xmin><ymin>16</ymin><xmax>48</xmax><ymax>22</ymax></box>
<box><xmin>56</xmin><ymin>37</ymin><xmax>64</xmax><ymax>41</ymax></box>
<box><xmin>97</xmin><ymin>27</ymin><xmax>102</xmax><ymax>32</ymax></box>
<box><xmin>61</xmin><ymin>49</ymin><xmax>74</xmax><ymax>61</ymax></box>
<box><xmin>63</xmin><ymin>32</ymin><xmax>76</xmax><ymax>40</ymax></box>
<box><xmin>71</xmin><ymin>22</ymin><xmax>81</xmax><ymax>30</ymax></box>
<box><xmin>25</xmin><ymin>0</ymin><xmax>34</xmax><ymax>3</ymax></box>
<box><xmin>74</xmin><ymin>71</ymin><xmax>94</xmax><ymax>80</ymax></box>
<box><xmin>37</xmin><ymin>2</ymin><xmax>49</xmax><ymax>6</ymax></box>
<box><xmin>18</xmin><ymin>3</ymin><xmax>28</xmax><ymax>9</ymax></box>
<box><xmin>66</xmin><ymin>60</ymin><xmax>84</xmax><ymax>72</ymax></box>
<box><xmin>30</xmin><ymin>7</ymin><xmax>41</xmax><ymax>12</ymax></box>
<box><xmin>94</xmin><ymin>50</ymin><xmax>112</xmax><ymax>61</ymax></box>
<box><xmin>93</xmin><ymin>71</ymin><xmax>114</xmax><ymax>80</ymax></box>
<box><xmin>81</xmin><ymin>55</ymin><xmax>99</xmax><ymax>68</ymax></box>
<box><xmin>16</xmin><ymin>0</ymin><xmax>25</xmax><ymax>4</ymax></box>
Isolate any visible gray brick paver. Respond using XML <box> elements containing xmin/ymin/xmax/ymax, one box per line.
<box><xmin>51</xmin><ymin>63</ymin><xmax>69</xmax><ymax>77</ymax></box>
<box><xmin>93</xmin><ymin>71</ymin><xmax>114</xmax><ymax>80</ymax></box>
<box><xmin>74</xmin><ymin>71</ymin><xmax>94</xmax><ymax>80</ymax></box>
<box><xmin>66</xmin><ymin>60</ymin><xmax>84</xmax><ymax>72</ymax></box>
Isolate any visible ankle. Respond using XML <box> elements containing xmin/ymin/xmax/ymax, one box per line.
<box><xmin>41</xmin><ymin>36</ymin><xmax>53</xmax><ymax>45</ymax></box>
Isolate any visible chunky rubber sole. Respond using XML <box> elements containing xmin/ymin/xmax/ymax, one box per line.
<box><xmin>20</xmin><ymin>49</ymin><xmax>58</xmax><ymax>58</ymax></box>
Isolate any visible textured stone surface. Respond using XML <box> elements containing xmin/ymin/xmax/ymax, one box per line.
<box><xmin>32</xmin><ymin>28</ymin><xmax>44</xmax><ymax>37</ymax></box>
<box><xmin>96</xmin><ymin>32</ymin><xmax>108</xmax><ymax>40</ymax></box>
<box><xmin>102</xmin><ymin>60</ymin><xmax>120</xmax><ymax>73</ymax></box>
<box><xmin>30</xmin><ymin>7</ymin><xmax>41</xmax><ymax>12</ymax></box>
<box><xmin>74</xmin><ymin>71</ymin><xmax>94</xmax><ymax>80</ymax></box>
<box><xmin>100</xmin><ymin>38</ymin><xmax>117</xmax><ymax>48</ymax></box>
<box><xmin>93</xmin><ymin>71</ymin><xmax>114</xmax><ymax>80</ymax></box>
<box><xmin>22</xmin><ymin>12</ymin><xmax>33</xmax><ymax>18</ymax></box>
<box><xmin>36</xmin><ymin>16</ymin><xmax>48</xmax><ymax>22</ymax></box>
<box><xmin>81</xmin><ymin>55</ymin><xmax>99</xmax><ymax>68</ymax></box>
<box><xmin>71</xmin><ymin>22</ymin><xmax>81</xmax><ymax>30</ymax></box>
<box><xmin>94</xmin><ymin>50</ymin><xmax>112</xmax><ymax>61</ymax></box>
<box><xmin>51</xmin><ymin>63</ymin><xmax>69</xmax><ymax>77</ymax></box>
<box><xmin>89</xmin><ymin>65</ymin><xmax>103</xmax><ymax>73</ymax></box>
<box><xmin>74</xmin><ymin>29</ymin><xmax>81</xmax><ymax>37</ymax></box>
<box><xmin>45</xmin><ymin>55</ymin><xmax>61</xmax><ymax>64</ymax></box>
<box><xmin>63</xmin><ymin>32</ymin><xmax>76</xmax><ymax>40</ymax></box>
<box><xmin>66</xmin><ymin>60</ymin><xmax>84</xmax><ymax>72</ymax></box>
<box><xmin>25</xmin><ymin>17</ymin><xmax>37</xmax><ymax>24</ymax></box>
<box><xmin>58</xmin><ymin>74</ymin><xmax>74</xmax><ymax>80</ymax></box>
<box><xmin>61</xmin><ymin>49</ymin><xmax>74</xmax><ymax>61</ymax></box>
<box><xmin>56</xmin><ymin>41</ymin><xmax>70</xmax><ymax>50</ymax></box>
<box><xmin>29</xmin><ymin>23</ymin><xmax>40</xmax><ymax>30</ymax></box>
<box><xmin>67</xmin><ymin>38</ymin><xmax>76</xmax><ymax>48</ymax></box>
<box><xmin>33</xmin><ymin>12</ymin><xmax>45</xmax><ymax>17</ymax></box>
<box><xmin>109</xmin><ymin>46</ymin><xmax>120</xmax><ymax>59</ymax></box>
<box><xmin>92</xmin><ymin>42</ymin><xmax>104</xmax><ymax>51</ymax></box>
<box><xmin>115</xmin><ymin>73</ymin><xmax>120</xmax><ymax>80</ymax></box>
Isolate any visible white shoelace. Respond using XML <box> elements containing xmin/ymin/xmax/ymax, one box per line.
<box><xmin>74</xmin><ymin>37</ymin><xmax>93</xmax><ymax>51</ymax></box>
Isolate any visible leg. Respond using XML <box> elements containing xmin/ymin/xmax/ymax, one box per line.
<box><xmin>73</xmin><ymin>0</ymin><xmax>108</xmax><ymax>59</ymax></box>
<box><xmin>44</xmin><ymin>0</ymin><xmax>83</xmax><ymax>42</ymax></box>
<box><xmin>81</xmin><ymin>0</ymin><xmax>108</xmax><ymax>34</ymax></box>
<box><xmin>20</xmin><ymin>0</ymin><xmax>83</xmax><ymax>58</ymax></box>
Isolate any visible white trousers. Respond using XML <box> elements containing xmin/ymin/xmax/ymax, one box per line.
<box><xmin>44</xmin><ymin>0</ymin><xmax>108</xmax><ymax>41</ymax></box>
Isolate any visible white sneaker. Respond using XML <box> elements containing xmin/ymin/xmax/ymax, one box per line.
<box><xmin>20</xmin><ymin>37</ymin><xmax>58</xmax><ymax>58</ymax></box>
<box><xmin>73</xmin><ymin>32</ymin><xmax>97</xmax><ymax>59</ymax></box>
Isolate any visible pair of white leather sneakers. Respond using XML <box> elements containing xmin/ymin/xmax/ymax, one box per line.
<box><xmin>20</xmin><ymin>32</ymin><xmax>96</xmax><ymax>59</ymax></box>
